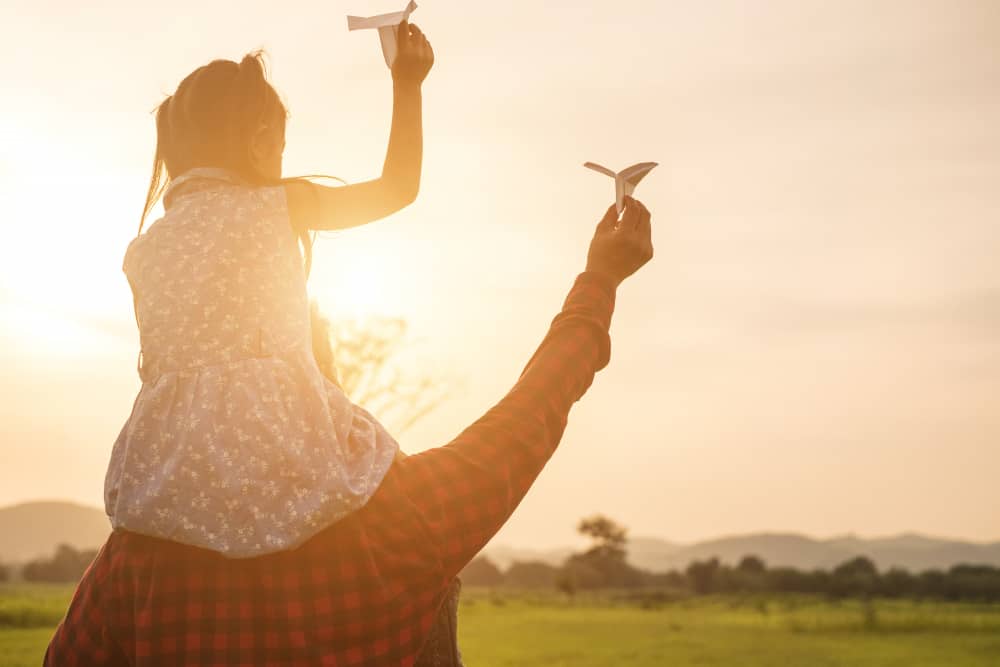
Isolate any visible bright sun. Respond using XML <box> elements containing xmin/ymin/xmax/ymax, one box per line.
<box><xmin>0</xmin><ymin>126</ymin><xmax>141</xmax><ymax>352</ymax></box>
<box><xmin>305</xmin><ymin>226</ymin><xmax>409</xmax><ymax>321</ymax></box>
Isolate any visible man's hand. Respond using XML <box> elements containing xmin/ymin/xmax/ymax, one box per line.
<box><xmin>585</xmin><ymin>196</ymin><xmax>653</xmax><ymax>288</ymax></box>
<box><xmin>392</xmin><ymin>21</ymin><xmax>434</xmax><ymax>85</ymax></box>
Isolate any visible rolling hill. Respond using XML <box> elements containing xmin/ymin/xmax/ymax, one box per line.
<box><xmin>0</xmin><ymin>501</ymin><xmax>110</xmax><ymax>563</ymax></box>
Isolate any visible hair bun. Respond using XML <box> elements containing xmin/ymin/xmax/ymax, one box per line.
<box><xmin>237</xmin><ymin>51</ymin><xmax>267</xmax><ymax>80</ymax></box>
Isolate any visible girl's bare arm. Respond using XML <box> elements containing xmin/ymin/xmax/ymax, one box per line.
<box><xmin>287</xmin><ymin>22</ymin><xmax>433</xmax><ymax>232</ymax></box>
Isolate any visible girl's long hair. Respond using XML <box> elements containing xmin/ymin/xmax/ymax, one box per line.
<box><xmin>140</xmin><ymin>51</ymin><xmax>340</xmax><ymax>277</ymax></box>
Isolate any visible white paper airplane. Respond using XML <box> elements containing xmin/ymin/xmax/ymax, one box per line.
<box><xmin>583</xmin><ymin>161</ymin><xmax>658</xmax><ymax>215</ymax></box>
<box><xmin>347</xmin><ymin>1</ymin><xmax>419</xmax><ymax>68</ymax></box>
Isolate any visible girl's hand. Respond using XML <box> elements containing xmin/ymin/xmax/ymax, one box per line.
<box><xmin>392</xmin><ymin>21</ymin><xmax>434</xmax><ymax>85</ymax></box>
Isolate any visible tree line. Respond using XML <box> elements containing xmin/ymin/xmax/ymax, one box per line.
<box><xmin>461</xmin><ymin>516</ymin><xmax>1000</xmax><ymax>603</ymax></box>
<box><xmin>0</xmin><ymin>544</ymin><xmax>99</xmax><ymax>583</ymax></box>
<box><xmin>5</xmin><ymin>518</ymin><xmax>1000</xmax><ymax>604</ymax></box>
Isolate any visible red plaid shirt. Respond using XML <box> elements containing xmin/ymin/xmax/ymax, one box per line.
<box><xmin>46</xmin><ymin>272</ymin><xmax>616</xmax><ymax>666</ymax></box>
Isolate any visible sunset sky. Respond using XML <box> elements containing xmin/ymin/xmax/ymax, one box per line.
<box><xmin>1</xmin><ymin>0</ymin><xmax>997</xmax><ymax>549</ymax></box>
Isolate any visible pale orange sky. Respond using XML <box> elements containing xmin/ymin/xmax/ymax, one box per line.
<box><xmin>1</xmin><ymin>1</ymin><xmax>998</xmax><ymax>548</ymax></box>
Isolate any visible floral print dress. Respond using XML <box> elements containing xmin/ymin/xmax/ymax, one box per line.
<box><xmin>104</xmin><ymin>168</ymin><xmax>399</xmax><ymax>557</ymax></box>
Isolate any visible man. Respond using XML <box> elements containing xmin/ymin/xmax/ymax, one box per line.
<box><xmin>46</xmin><ymin>197</ymin><xmax>654</xmax><ymax>666</ymax></box>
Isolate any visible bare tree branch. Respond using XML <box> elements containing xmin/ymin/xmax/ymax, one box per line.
<box><xmin>310</xmin><ymin>304</ymin><xmax>455</xmax><ymax>435</ymax></box>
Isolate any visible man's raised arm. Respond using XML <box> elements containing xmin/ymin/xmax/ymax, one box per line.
<box><xmin>360</xmin><ymin>197</ymin><xmax>654</xmax><ymax>580</ymax></box>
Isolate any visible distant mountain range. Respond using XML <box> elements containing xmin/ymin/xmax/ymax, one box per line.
<box><xmin>487</xmin><ymin>533</ymin><xmax>1000</xmax><ymax>573</ymax></box>
<box><xmin>2</xmin><ymin>501</ymin><xmax>998</xmax><ymax>573</ymax></box>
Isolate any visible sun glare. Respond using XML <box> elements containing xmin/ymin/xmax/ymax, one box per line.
<box><xmin>306</xmin><ymin>228</ymin><xmax>411</xmax><ymax>321</ymax></box>
<box><xmin>1</xmin><ymin>121</ymin><xmax>138</xmax><ymax>352</ymax></box>
<box><xmin>0</xmin><ymin>302</ymin><xmax>112</xmax><ymax>353</ymax></box>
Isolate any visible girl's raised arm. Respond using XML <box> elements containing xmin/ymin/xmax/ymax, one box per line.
<box><xmin>286</xmin><ymin>21</ymin><xmax>434</xmax><ymax>232</ymax></box>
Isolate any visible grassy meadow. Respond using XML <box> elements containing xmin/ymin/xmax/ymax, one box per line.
<box><xmin>0</xmin><ymin>583</ymin><xmax>74</xmax><ymax>666</ymax></box>
<box><xmin>2</xmin><ymin>583</ymin><xmax>1000</xmax><ymax>666</ymax></box>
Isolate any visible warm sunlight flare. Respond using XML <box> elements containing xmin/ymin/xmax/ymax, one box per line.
<box><xmin>1</xmin><ymin>124</ymin><xmax>139</xmax><ymax>352</ymax></box>
<box><xmin>0</xmin><ymin>304</ymin><xmax>104</xmax><ymax>352</ymax></box>
<box><xmin>308</xmin><ymin>229</ymin><xmax>408</xmax><ymax>320</ymax></box>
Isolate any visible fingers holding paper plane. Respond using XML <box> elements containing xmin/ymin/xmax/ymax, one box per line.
<box><xmin>596</xmin><ymin>204</ymin><xmax>620</xmax><ymax>234</ymax></box>
<box><xmin>622</xmin><ymin>196</ymin><xmax>651</xmax><ymax>234</ymax></box>
<box><xmin>393</xmin><ymin>21</ymin><xmax>434</xmax><ymax>84</ymax></box>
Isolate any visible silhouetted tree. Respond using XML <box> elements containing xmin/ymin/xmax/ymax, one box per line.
<box><xmin>22</xmin><ymin>544</ymin><xmax>98</xmax><ymax>583</ymax></box>
<box><xmin>311</xmin><ymin>305</ymin><xmax>454</xmax><ymax>434</ymax></box>
<box><xmin>946</xmin><ymin>564</ymin><xmax>1000</xmax><ymax>602</ymax></box>
<box><xmin>765</xmin><ymin>566</ymin><xmax>812</xmax><ymax>594</ymax></box>
<box><xmin>686</xmin><ymin>558</ymin><xmax>721</xmax><ymax>594</ymax></box>
<box><xmin>728</xmin><ymin>555</ymin><xmax>768</xmax><ymax>592</ymax></box>
<box><xmin>556</xmin><ymin>560</ymin><xmax>603</xmax><ymax>595</ymax></box>
<box><xmin>737</xmin><ymin>555</ymin><xmax>766</xmax><ymax>575</ymax></box>
<box><xmin>504</xmin><ymin>561</ymin><xmax>560</xmax><ymax>589</ymax></box>
<box><xmin>576</xmin><ymin>515</ymin><xmax>627</xmax><ymax>561</ymax></box>
<box><xmin>561</xmin><ymin>515</ymin><xmax>644</xmax><ymax>589</ymax></box>
<box><xmin>916</xmin><ymin>569</ymin><xmax>948</xmax><ymax>598</ymax></box>
<box><xmin>831</xmin><ymin>556</ymin><xmax>879</xmax><ymax>597</ymax></box>
<box><xmin>460</xmin><ymin>556</ymin><xmax>504</xmax><ymax>587</ymax></box>
<box><xmin>642</xmin><ymin>569</ymin><xmax>690</xmax><ymax>596</ymax></box>
<box><xmin>878</xmin><ymin>568</ymin><xmax>916</xmax><ymax>598</ymax></box>
<box><xmin>834</xmin><ymin>556</ymin><xmax>878</xmax><ymax>578</ymax></box>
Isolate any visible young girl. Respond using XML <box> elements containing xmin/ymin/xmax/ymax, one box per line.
<box><xmin>104</xmin><ymin>22</ymin><xmax>435</xmax><ymax>557</ymax></box>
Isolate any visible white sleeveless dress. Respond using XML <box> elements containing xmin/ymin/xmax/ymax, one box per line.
<box><xmin>104</xmin><ymin>168</ymin><xmax>399</xmax><ymax>556</ymax></box>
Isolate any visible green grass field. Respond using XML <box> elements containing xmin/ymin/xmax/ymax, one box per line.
<box><xmin>3</xmin><ymin>584</ymin><xmax>999</xmax><ymax>666</ymax></box>
<box><xmin>0</xmin><ymin>583</ymin><xmax>75</xmax><ymax>666</ymax></box>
